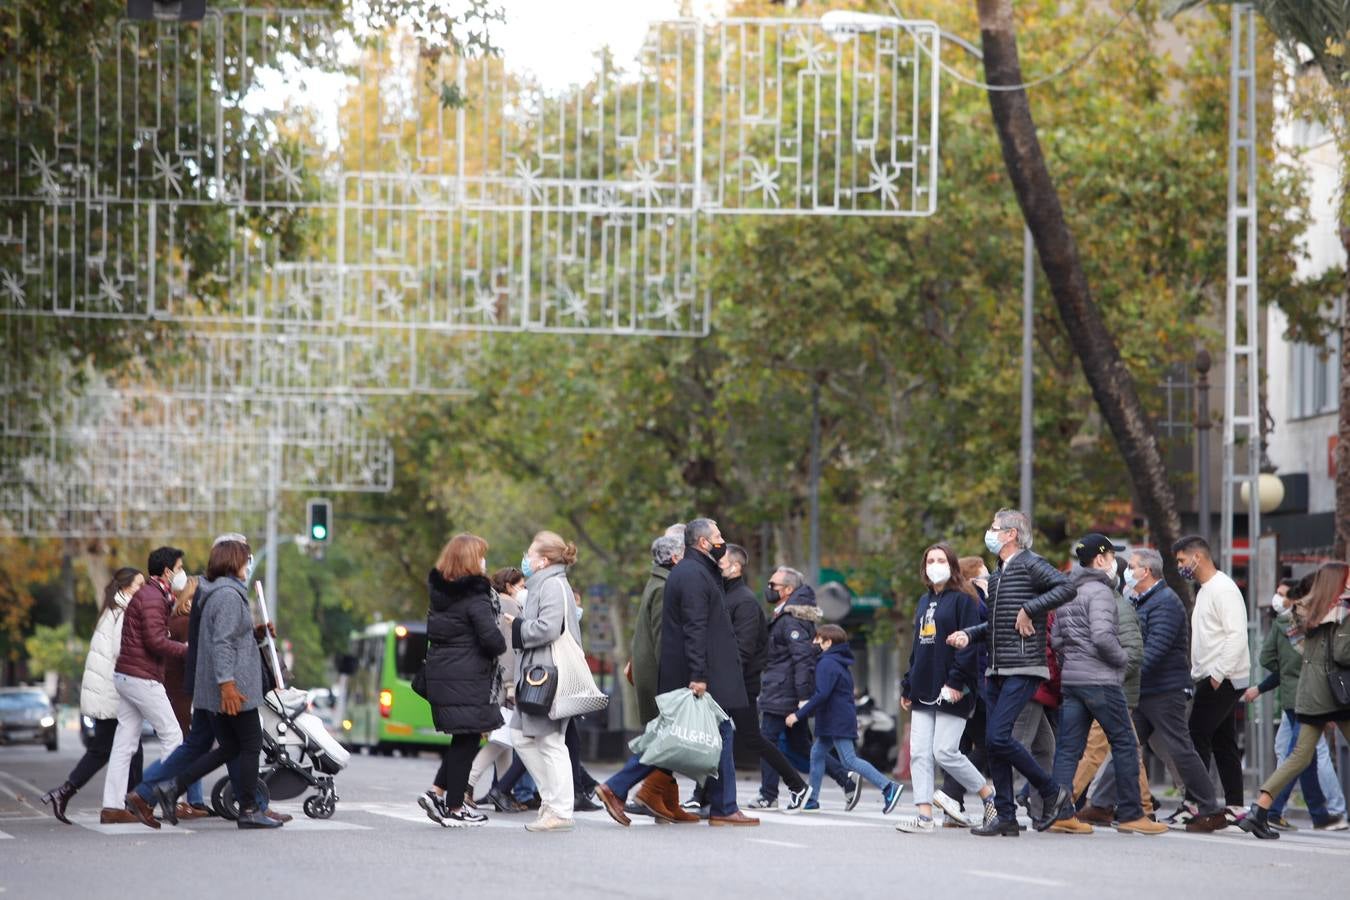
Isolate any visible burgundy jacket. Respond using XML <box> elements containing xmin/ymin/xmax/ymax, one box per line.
<box><xmin>115</xmin><ymin>579</ymin><xmax>188</xmax><ymax>683</ymax></box>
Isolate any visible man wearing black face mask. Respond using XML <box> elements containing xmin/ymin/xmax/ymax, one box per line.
<box><xmin>754</xmin><ymin>567</ymin><xmax>859</xmax><ymax>810</ymax></box>
<box><xmin>596</xmin><ymin>518</ymin><xmax>759</xmax><ymax>827</ymax></box>
<box><xmin>710</xmin><ymin>545</ymin><xmax>809</xmax><ymax>813</ymax></box>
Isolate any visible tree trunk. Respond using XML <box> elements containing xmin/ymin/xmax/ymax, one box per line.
<box><xmin>1335</xmin><ymin>220</ymin><xmax>1350</xmax><ymax>560</ymax></box>
<box><xmin>975</xmin><ymin>0</ymin><xmax>1187</xmax><ymax>594</ymax></box>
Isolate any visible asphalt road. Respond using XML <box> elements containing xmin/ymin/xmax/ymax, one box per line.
<box><xmin>2</xmin><ymin>722</ymin><xmax>1347</xmax><ymax>900</ymax></box>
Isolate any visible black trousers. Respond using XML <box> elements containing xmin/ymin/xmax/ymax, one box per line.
<box><xmin>433</xmin><ymin>733</ymin><xmax>481</xmax><ymax>805</ymax></box>
<box><xmin>67</xmin><ymin>717</ymin><xmax>143</xmax><ymax>792</ymax></box>
<box><xmin>565</xmin><ymin>719</ymin><xmax>597</xmax><ymax>794</ymax></box>
<box><xmin>730</xmin><ymin>704</ymin><xmax>805</xmax><ymax>792</ymax></box>
<box><xmin>174</xmin><ymin>710</ymin><xmax>263</xmax><ymax>810</ymax></box>
<box><xmin>1187</xmin><ymin>678</ymin><xmax>1244</xmax><ymax>807</ymax></box>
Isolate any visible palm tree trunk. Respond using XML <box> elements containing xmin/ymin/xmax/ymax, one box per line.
<box><xmin>974</xmin><ymin>0</ymin><xmax>1188</xmax><ymax>592</ymax></box>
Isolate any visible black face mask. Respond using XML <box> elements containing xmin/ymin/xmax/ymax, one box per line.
<box><xmin>708</xmin><ymin>542</ymin><xmax>727</xmax><ymax>561</ymax></box>
<box><xmin>764</xmin><ymin>585</ymin><xmax>780</xmax><ymax>605</ymax></box>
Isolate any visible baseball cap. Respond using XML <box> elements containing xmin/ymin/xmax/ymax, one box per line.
<box><xmin>1073</xmin><ymin>533</ymin><xmax>1124</xmax><ymax>567</ymax></box>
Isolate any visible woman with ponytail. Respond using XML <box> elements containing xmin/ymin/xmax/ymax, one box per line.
<box><xmin>41</xmin><ymin>568</ymin><xmax>147</xmax><ymax>824</ymax></box>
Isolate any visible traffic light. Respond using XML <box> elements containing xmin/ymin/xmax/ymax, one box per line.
<box><xmin>307</xmin><ymin>498</ymin><xmax>331</xmax><ymax>544</ymax></box>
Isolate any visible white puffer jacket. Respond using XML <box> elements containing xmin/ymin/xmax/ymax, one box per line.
<box><xmin>80</xmin><ymin>594</ymin><xmax>131</xmax><ymax>719</ymax></box>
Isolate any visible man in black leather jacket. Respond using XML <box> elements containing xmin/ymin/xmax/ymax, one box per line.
<box><xmin>948</xmin><ymin>509</ymin><xmax>1075</xmax><ymax>835</ymax></box>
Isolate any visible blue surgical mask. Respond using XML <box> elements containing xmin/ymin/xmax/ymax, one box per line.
<box><xmin>243</xmin><ymin>555</ymin><xmax>256</xmax><ymax>584</ymax></box>
<box><xmin>984</xmin><ymin>529</ymin><xmax>1004</xmax><ymax>555</ymax></box>
<box><xmin>521</xmin><ymin>554</ymin><xmax>534</xmax><ymax>579</ymax></box>
<box><xmin>1124</xmin><ymin>569</ymin><xmax>1139</xmax><ymax>593</ymax></box>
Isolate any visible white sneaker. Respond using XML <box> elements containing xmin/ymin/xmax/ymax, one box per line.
<box><xmin>442</xmin><ymin>807</ymin><xmax>487</xmax><ymax>828</ymax></box>
<box><xmin>784</xmin><ymin>786</ymin><xmax>808</xmax><ymax>813</ymax></box>
<box><xmin>895</xmin><ymin>815</ymin><xmax>936</xmax><ymax>833</ymax></box>
<box><xmin>525</xmin><ymin>812</ymin><xmax>575</xmax><ymax>832</ymax></box>
<box><xmin>747</xmin><ymin>795</ymin><xmax>778</xmax><ymax>810</ymax></box>
<box><xmin>932</xmin><ymin>791</ymin><xmax>970</xmax><ymax>827</ymax></box>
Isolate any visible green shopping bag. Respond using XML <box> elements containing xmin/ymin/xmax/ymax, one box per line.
<box><xmin>628</xmin><ymin>687</ymin><xmax>730</xmax><ymax>782</ymax></box>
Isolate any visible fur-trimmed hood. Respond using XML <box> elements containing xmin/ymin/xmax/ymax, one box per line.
<box><xmin>428</xmin><ymin>569</ymin><xmax>493</xmax><ymax>612</ymax></box>
<box><xmin>781</xmin><ymin>603</ymin><xmax>823</xmax><ymax>623</ymax></box>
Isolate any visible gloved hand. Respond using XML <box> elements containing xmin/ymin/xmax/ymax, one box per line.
<box><xmin>220</xmin><ymin>680</ymin><xmax>247</xmax><ymax>716</ymax></box>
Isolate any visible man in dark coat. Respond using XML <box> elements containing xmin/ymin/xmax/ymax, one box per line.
<box><xmin>756</xmin><ymin>569</ymin><xmax>856</xmax><ymax>808</ymax></box>
<box><xmin>948</xmin><ymin>508</ymin><xmax>1076</xmax><ymax>835</ymax></box>
<box><xmin>686</xmin><ymin>546</ymin><xmax>809</xmax><ymax>812</ymax></box>
<box><xmin>596</xmin><ymin>518</ymin><xmax>759</xmax><ymax>827</ymax></box>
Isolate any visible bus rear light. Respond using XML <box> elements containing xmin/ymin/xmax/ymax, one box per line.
<box><xmin>379</xmin><ymin>689</ymin><xmax>393</xmax><ymax>718</ymax></box>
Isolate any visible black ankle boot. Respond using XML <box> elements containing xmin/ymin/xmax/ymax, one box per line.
<box><xmin>41</xmin><ymin>781</ymin><xmax>76</xmax><ymax>825</ymax></box>
<box><xmin>1239</xmin><ymin>804</ymin><xmax>1279</xmax><ymax>840</ymax></box>
<box><xmin>236</xmin><ymin>806</ymin><xmax>284</xmax><ymax>829</ymax></box>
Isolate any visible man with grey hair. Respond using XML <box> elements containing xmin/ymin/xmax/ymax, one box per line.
<box><xmin>619</xmin><ymin>530</ymin><xmax>698</xmax><ymax>823</ymax></box>
<box><xmin>1124</xmin><ymin>547</ymin><xmax>1228</xmax><ymax>832</ymax></box>
<box><xmin>948</xmin><ymin>508</ymin><xmax>1075</xmax><ymax>835</ymax></box>
<box><xmin>754</xmin><ymin>566</ymin><xmax>859</xmax><ymax>810</ymax></box>
<box><xmin>598</xmin><ymin>517</ymin><xmax>758</xmax><ymax>826</ymax></box>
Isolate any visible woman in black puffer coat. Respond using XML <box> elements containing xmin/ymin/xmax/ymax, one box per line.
<box><xmin>417</xmin><ymin>533</ymin><xmax>507</xmax><ymax>828</ymax></box>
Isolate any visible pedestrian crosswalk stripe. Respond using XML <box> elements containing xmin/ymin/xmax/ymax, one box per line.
<box><xmin>0</xmin><ymin>829</ymin><xmax>13</xmax><ymax>840</ymax></box>
<box><xmin>65</xmin><ymin>810</ymin><xmax>370</xmax><ymax>835</ymax></box>
<box><xmin>67</xmin><ymin>813</ymin><xmax>196</xmax><ymax>836</ymax></box>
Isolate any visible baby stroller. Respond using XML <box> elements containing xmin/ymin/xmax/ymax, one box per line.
<box><xmin>211</xmin><ymin>587</ymin><xmax>351</xmax><ymax>819</ymax></box>
<box><xmin>211</xmin><ymin>686</ymin><xmax>350</xmax><ymax>819</ymax></box>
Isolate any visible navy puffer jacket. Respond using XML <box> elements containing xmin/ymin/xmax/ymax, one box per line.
<box><xmin>796</xmin><ymin>643</ymin><xmax>857</xmax><ymax>740</ymax></box>
<box><xmin>1134</xmin><ymin>581</ymin><xmax>1192</xmax><ymax>697</ymax></box>
<box><xmin>759</xmin><ymin>588</ymin><xmax>823</xmax><ymax>716</ymax></box>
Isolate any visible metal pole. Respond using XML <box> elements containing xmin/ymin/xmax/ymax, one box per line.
<box><xmin>1196</xmin><ymin>349</ymin><xmax>1212</xmax><ymax>546</ymax></box>
<box><xmin>264</xmin><ymin>426</ymin><xmax>280</xmax><ymax>627</ymax></box>
<box><xmin>808</xmin><ymin>377</ymin><xmax>821</xmax><ymax>584</ymax></box>
<box><xmin>1020</xmin><ymin>226</ymin><xmax>1034</xmax><ymax>521</ymax></box>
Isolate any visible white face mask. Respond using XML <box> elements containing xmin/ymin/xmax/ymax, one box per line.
<box><xmin>170</xmin><ymin>569</ymin><xmax>188</xmax><ymax>592</ymax></box>
<box><xmin>516</xmin><ymin>588</ymin><xmax>528</xmax><ymax>604</ymax></box>
<box><xmin>926</xmin><ymin>563</ymin><xmax>951</xmax><ymax>586</ymax></box>
<box><xmin>1271</xmin><ymin>594</ymin><xmax>1288</xmax><ymax>616</ymax></box>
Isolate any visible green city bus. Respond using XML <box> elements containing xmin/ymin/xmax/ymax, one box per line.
<box><xmin>341</xmin><ymin>621</ymin><xmax>448</xmax><ymax>754</ymax></box>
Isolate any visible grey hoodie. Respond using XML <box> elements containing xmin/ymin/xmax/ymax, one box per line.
<box><xmin>1050</xmin><ymin>567</ymin><xmax>1129</xmax><ymax>687</ymax></box>
<box><xmin>193</xmin><ymin>577</ymin><xmax>262</xmax><ymax>714</ymax></box>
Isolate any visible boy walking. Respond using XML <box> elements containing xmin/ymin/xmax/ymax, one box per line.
<box><xmin>785</xmin><ymin>625</ymin><xmax>903</xmax><ymax>815</ymax></box>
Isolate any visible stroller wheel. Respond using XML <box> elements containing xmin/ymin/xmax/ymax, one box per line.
<box><xmin>214</xmin><ymin>777</ymin><xmax>272</xmax><ymax>821</ymax></box>
<box><xmin>304</xmin><ymin>795</ymin><xmax>335</xmax><ymax>820</ymax></box>
<box><xmin>211</xmin><ymin>777</ymin><xmax>237</xmax><ymax>821</ymax></box>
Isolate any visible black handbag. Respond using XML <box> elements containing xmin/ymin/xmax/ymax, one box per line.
<box><xmin>1326</xmin><ymin>626</ymin><xmax>1350</xmax><ymax>708</ymax></box>
<box><xmin>516</xmin><ymin>663</ymin><xmax>558</xmax><ymax>717</ymax></box>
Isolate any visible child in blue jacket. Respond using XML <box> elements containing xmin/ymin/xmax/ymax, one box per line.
<box><xmin>785</xmin><ymin>624</ymin><xmax>904</xmax><ymax>814</ymax></box>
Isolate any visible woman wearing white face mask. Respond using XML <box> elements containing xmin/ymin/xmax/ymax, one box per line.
<box><xmin>41</xmin><ymin>568</ymin><xmax>148</xmax><ymax>824</ymax></box>
<box><xmin>897</xmin><ymin>543</ymin><xmax>994</xmax><ymax>833</ymax></box>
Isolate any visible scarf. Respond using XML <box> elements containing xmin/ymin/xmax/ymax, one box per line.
<box><xmin>1276</xmin><ymin>611</ymin><xmax>1305</xmax><ymax>655</ymax></box>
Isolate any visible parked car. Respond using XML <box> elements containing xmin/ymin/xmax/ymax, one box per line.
<box><xmin>0</xmin><ymin>687</ymin><xmax>58</xmax><ymax>751</ymax></box>
<box><xmin>80</xmin><ymin>713</ymin><xmax>156</xmax><ymax>747</ymax></box>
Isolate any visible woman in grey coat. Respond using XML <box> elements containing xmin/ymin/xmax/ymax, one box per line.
<box><xmin>504</xmin><ymin>530</ymin><xmax>582</xmax><ymax>832</ymax></box>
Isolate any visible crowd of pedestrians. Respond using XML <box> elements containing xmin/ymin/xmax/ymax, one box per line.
<box><xmin>37</xmin><ymin>507</ymin><xmax>1350</xmax><ymax>839</ymax></box>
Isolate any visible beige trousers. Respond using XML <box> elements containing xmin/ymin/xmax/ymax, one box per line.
<box><xmin>512</xmin><ymin>728</ymin><xmax>574</xmax><ymax>818</ymax></box>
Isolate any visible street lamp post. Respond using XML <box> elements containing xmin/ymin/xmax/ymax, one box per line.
<box><xmin>1196</xmin><ymin>349</ymin><xmax>1212</xmax><ymax>546</ymax></box>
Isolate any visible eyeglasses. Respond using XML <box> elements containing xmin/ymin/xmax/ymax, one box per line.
<box><xmin>767</xmin><ymin>582</ymin><xmax>782</xmax><ymax>589</ymax></box>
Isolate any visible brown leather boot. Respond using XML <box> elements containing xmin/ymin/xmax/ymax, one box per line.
<box><xmin>634</xmin><ymin>774</ymin><xmax>676</xmax><ymax>823</ymax></box>
<box><xmin>99</xmin><ymin>807</ymin><xmax>139</xmax><ymax>824</ymax></box>
<box><xmin>659</xmin><ymin>772</ymin><xmax>701</xmax><ymax>823</ymax></box>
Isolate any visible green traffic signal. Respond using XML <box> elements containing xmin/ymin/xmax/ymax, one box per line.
<box><xmin>312</xmin><ymin>523</ymin><xmax>328</xmax><ymax>541</ymax></box>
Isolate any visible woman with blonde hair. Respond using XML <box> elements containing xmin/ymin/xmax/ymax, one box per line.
<box><xmin>503</xmin><ymin>530</ymin><xmax>582</xmax><ymax>832</ymax></box>
<box><xmin>1241</xmin><ymin>562</ymin><xmax>1350</xmax><ymax>839</ymax></box>
<box><xmin>417</xmin><ymin>533</ymin><xmax>507</xmax><ymax>828</ymax></box>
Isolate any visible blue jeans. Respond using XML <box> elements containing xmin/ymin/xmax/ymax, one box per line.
<box><xmin>1051</xmin><ymin>683</ymin><xmax>1142</xmax><ymax>822</ymax></box>
<box><xmin>1272</xmin><ymin>709</ymin><xmax>1329</xmax><ymax>819</ymax></box>
<box><xmin>760</xmin><ymin>712</ymin><xmax>850</xmax><ymax>799</ymax></box>
<box><xmin>134</xmin><ymin>707</ymin><xmax>265</xmax><ymax>810</ymax></box>
<box><xmin>808</xmin><ymin>736</ymin><xmax>889</xmax><ymax>803</ymax></box>
<box><xmin>985</xmin><ymin>674</ymin><xmax>1057</xmax><ymax>822</ymax></box>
